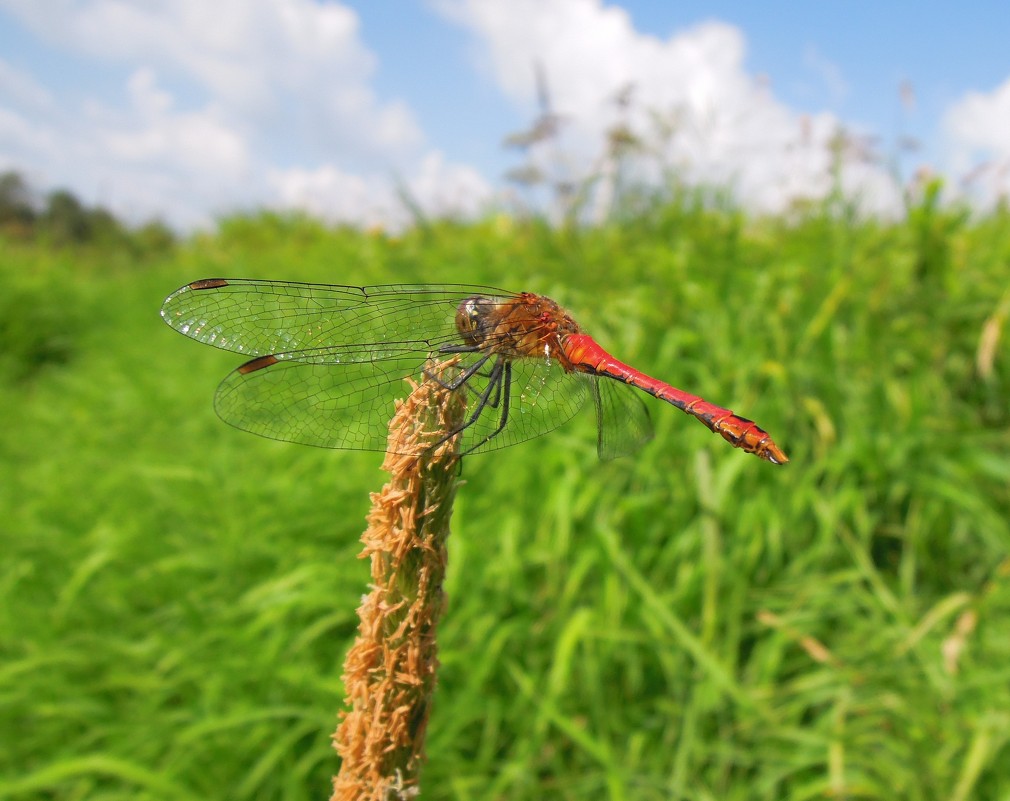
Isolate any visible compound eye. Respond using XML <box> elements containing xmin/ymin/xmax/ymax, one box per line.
<box><xmin>467</xmin><ymin>300</ymin><xmax>482</xmax><ymax>328</ymax></box>
<box><xmin>455</xmin><ymin>296</ymin><xmax>490</xmax><ymax>346</ymax></box>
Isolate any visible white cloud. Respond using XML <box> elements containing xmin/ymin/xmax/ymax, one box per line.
<box><xmin>0</xmin><ymin>0</ymin><xmax>441</xmax><ymax>228</ymax></box>
<box><xmin>2</xmin><ymin>0</ymin><xmax>425</xmax><ymax>159</ymax></box>
<box><xmin>0</xmin><ymin>0</ymin><xmax>920</xmax><ymax>228</ymax></box>
<box><xmin>435</xmin><ymin>0</ymin><xmax>900</xmax><ymax>216</ymax></box>
<box><xmin>97</xmin><ymin>69</ymin><xmax>248</xmax><ymax>177</ymax></box>
<box><xmin>0</xmin><ymin>60</ymin><xmax>257</xmax><ymax>227</ymax></box>
<box><xmin>0</xmin><ymin>56</ymin><xmax>54</xmax><ymax>114</ymax></box>
<box><xmin>943</xmin><ymin>78</ymin><xmax>1010</xmax><ymax>205</ymax></box>
<box><xmin>406</xmin><ymin>151</ymin><xmax>493</xmax><ymax>219</ymax></box>
<box><xmin>268</xmin><ymin>164</ymin><xmax>388</xmax><ymax>227</ymax></box>
<box><xmin>268</xmin><ymin>151</ymin><xmax>493</xmax><ymax>230</ymax></box>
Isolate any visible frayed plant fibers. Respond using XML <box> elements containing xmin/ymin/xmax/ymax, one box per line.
<box><xmin>332</xmin><ymin>368</ymin><xmax>465</xmax><ymax>801</ymax></box>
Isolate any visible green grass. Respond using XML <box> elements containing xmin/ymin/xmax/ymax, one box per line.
<box><xmin>2</xmin><ymin>200</ymin><xmax>1010</xmax><ymax>800</ymax></box>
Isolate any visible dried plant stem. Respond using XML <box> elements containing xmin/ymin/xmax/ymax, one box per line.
<box><xmin>332</xmin><ymin>367</ymin><xmax>465</xmax><ymax>801</ymax></box>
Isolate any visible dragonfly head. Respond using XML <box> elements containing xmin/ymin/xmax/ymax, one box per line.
<box><xmin>455</xmin><ymin>295</ymin><xmax>496</xmax><ymax>347</ymax></box>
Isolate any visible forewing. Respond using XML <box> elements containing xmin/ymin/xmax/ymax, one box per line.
<box><xmin>160</xmin><ymin>279</ymin><xmax>506</xmax><ymax>359</ymax></box>
<box><xmin>592</xmin><ymin>377</ymin><xmax>654</xmax><ymax>460</ymax></box>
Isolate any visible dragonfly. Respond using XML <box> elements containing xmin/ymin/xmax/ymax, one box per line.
<box><xmin>160</xmin><ymin>279</ymin><xmax>788</xmax><ymax>464</ymax></box>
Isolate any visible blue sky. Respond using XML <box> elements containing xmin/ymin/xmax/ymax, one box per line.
<box><xmin>1</xmin><ymin>0</ymin><xmax>1008</xmax><ymax>229</ymax></box>
<box><xmin>353</xmin><ymin>1</ymin><xmax>1005</xmax><ymax>169</ymax></box>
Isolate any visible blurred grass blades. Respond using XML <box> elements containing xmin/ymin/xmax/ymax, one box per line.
<box><xmin>2</xmin><ymin>196</ymin><xmax>1010</xmax><ymax>798</ymax></box>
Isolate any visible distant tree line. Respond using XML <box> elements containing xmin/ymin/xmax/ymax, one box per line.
<box><xmin>0</xmin><ymin>169</ymin><xmax>175</xmax><ymax>252</ymax></box>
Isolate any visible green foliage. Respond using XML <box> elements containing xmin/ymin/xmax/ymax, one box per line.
<box><xmin>1</xmin><ymin>201</ymin><xmax>1009</xmax><ymax>800</ymax></box>
<box><xmin>905</xmin><ymin>175</ymin><xmax>970</xmax><ymax>289</ymax></box>
<box><xmin>0</xmin><ymin>170</ymin><xmax>176</xmax><ymax>255</ymax></box>
<box><xmin>0</xmin><ymin>249</ymin><xmax>90</xmax><ymax>381</ymax></box>
<box><xmin>0</xmin><ymin>171</ymin><xmax>37</xmax><ymax>234</ymax></box>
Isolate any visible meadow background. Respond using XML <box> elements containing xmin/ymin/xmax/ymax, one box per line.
<box><xmin>2</xmin><ymin>171</ymin><xmax>1010</xmax><ymax>800</ymax></box>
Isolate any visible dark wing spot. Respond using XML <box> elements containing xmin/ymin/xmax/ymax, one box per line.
<box><xmin>190</xmin><ymin>278</ymin><xmax>230</xmax><ymax>290</ymax></box>
<box><xmin>238</xmin><ymin>354</ymin><xmax>279</xmax><ymax>374</ymax></box>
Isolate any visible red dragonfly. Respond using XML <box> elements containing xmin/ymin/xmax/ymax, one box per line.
<box><xmin>161</xmin><ymin>279</ymin><xmax>787</xmax><ymax>464</ymax></box>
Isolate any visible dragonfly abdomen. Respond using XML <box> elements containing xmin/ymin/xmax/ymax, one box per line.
<box><xmin>563</xmin><ymin>334</ymin><xmax>788</xmax><ymax>464</ymax></box>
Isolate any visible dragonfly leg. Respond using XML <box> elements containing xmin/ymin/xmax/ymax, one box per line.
<box><xmin>484</xmin><ymin>365</ymin><xmax>504</xmax><ymax>408</ymax></box>
<box><xmin>458</xmin><ymin>360</ymin><xmax>512</xmax><ymax>455</ymax></box>
<box><xmin>428</xmin><ymin>357</ymin><xmax>510</xmax><ymax>454</ymax></box>
<box><xmin>455</xmin><ymin>358</ymin><xmax>504</xmax><ymax>431</ymax></box>
<box><xmin>425</xmin><ymin>351</ymin><xmax>492</xmax><ymax>391</ymax></box>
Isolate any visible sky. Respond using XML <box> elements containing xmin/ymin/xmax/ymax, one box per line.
<box><xmin>1</xmin><ymin>0</ymin><xmax>1009</xmax><ymax>230</ymax></box>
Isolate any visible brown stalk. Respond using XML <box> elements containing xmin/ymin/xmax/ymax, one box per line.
<box><xmin>331</xmin><ymin>363</ymin><xmax>465</xmax><ymax>801</ymax></box>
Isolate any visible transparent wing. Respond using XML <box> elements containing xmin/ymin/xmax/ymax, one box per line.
<box><xmin>163</xmin><ymin>278</ymin><xmax>617</xmax><ymax>456</ymax></box>
<box><xmin>213</xmin><ymin>344</ymin><xmax>440</xmax><ymax>451</ymax></box>
<box><xmin>212</xmin><ymin>345</ymin><xmax>593</xmax><ymax>454</ymax></box>
<box><xmin>592</xmin><ymin>377</ymin><xmax>654</xmax><ymax>460</ymax></box>
<box><xmin>160</xmin><ymin>279</ymin><xmax>507</xmax><ymax>358</ymax></box>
